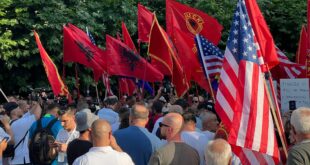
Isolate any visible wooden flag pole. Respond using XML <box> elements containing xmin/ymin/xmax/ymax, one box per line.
<box><xmin>0</xmin><ymin>88</ymin><xmax>9</xmax><ymax>102</ymax></box>
<box><xmin>264</xmin><ymin>73</ymin><xmax>288</xmax><ymax>158</ymax></box>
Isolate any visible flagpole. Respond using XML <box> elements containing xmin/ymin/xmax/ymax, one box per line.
<box><xmin>195</xmin><ymin>34</ymin><xmax>216</xmax><ymax>103</ymax></box>
<box><xmin>264</xmin><ymin>71</ymin><xmax>288</xmax><ymax>158</ymax></box>
<box><xmin>0</xmin><ymin>88</ymin><xmax>9</xmax><ymax>102</ymax></box>
<box><xmin>95</xmin><ymin>83</ymin><xmax>100</xmax><ymax>104</ymax></box>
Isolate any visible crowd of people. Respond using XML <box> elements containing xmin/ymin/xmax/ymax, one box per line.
<box><xmin>0</xmin><ymin>89</ymin><xmax>309</xmax><ymax>165</ymax></box>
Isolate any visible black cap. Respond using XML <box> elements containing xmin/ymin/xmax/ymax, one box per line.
<box><xmin>3</xmin><ymin>102</ymin><xmax>19</xmax><ymax>113</ymax></box>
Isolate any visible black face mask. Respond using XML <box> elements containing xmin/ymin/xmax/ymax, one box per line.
<box><xmin>156</xmin><ymin>128</ymin><xmax>166</xmax><ymax>140</ymax></box>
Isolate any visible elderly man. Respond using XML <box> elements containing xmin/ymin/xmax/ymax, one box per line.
<box><xmin>73</xmin><ymin>120</ymin><xmax>133</xmax><ymax>165</ymax></box>
<box><xmin>287</xmin><ymin>107</ymin><xmax>310</xmax><ymax>165</ymax></box>
<box><xmin>205</xmin><ymin>139</ymin><xmax>232</xmax><ymax>165</ymax></box>
<box><xmin>148</xmin><ymin>113</ymin><xmax>199</xmax><ymax>165</ymax></box>
<box><xmin>114</xmin><ymin>103</ymin><xmax>163</xmax><ymax>165</ymax></box>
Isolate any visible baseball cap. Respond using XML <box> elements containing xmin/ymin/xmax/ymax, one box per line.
<box><xmin>75</xmin><ymin>110</ymin><xmax>99</xmax><ymax>131</ymax></box>
<box><xmin>3</xmin><ymin>102</ymin><xmax>18</xmax><ymax>113</ymax></box>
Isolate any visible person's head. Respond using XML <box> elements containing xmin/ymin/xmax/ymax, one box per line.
<box><xmin>91</xmin><ymin>119</ymin><xmax>112</xmax><ymax>147</ymax></box>
<box><xmin>76</xmin><ymin>99</ymin><xmax>89</xmax><ymax>112</ymax></box>
<box><xmin>129</xmin><ymin>102</ymin><xmax>149</xmax><ymax>127</ymax></box>
<box><xmin>168</xmin><ymin>105</ymin><xmax>183</xmax><ymax>115</ymax></box>
<box><xmin>290</xmin><ymin>107</ymin><xmax>310</xmax><ymax>143</ymax></box>
<box><xmin>105</xmin><ymin>96</ymin><xmax>118</xmax><ymax>109</ymax></box>
<box><xmin>126</xmin><ymin>96</ymin><xmax>136</xmax><ymax>108</ymax></box>
<box><xmin>60</xmin><ymin>109</ymin><xmax>76</xmax><ymax>132</ymax></box>
<box><xmin>205</xmin><ymin>139</ymin><xmax>232</xmax><ymax>165</ymax></box>
<box><xmin>174</xmin><ymin>99</ymin><xmax>189</xmax><ymax>112</ymax></box>
<box><xmin>3</xmin><ymin>102</ymin><xmax>22</xmax><ymax>120</ymax></box>
<box><xmin>18</xmin><ymin>100</ymin><xmax>30</xmax><ymax>114</ymax></box>
<box><xmin>200</xmin><ymin>111</ymin><xmax>219</xmax><ymax>132</ymax></box>
<box><xmin>182</xmin><ymin>112</ymin><xmax>196</xmax><ymax>131</ymax></box>
<box><xmin>160</xmin><ymin>112</ymin><xmax>184</xmax><ymax>141</ymax></box>
<box><xmin>151</xmin><ymin>101</ymin><xmax>164</xmax><ymax>114</ymax></box>
<box><xmin>75</xmin><ymin>109</ymin><xmax>99</xmax><ymax>136</ymax></box>
<box><xmin>46</xmin><ymin>103</ymin><xmax>60</xmax><ymax>117</ymax></box>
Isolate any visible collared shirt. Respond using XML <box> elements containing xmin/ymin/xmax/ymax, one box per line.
<box><xmin>73</xmin><ymin>146</ymin><xmax>134</xmax><ymax>165</ymax></box>
<box><xmin>10</xmin><ymin>114</ymin><xmax>36</xmax><ymax>164</ymax></box>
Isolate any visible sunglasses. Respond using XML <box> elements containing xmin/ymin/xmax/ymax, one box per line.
<box><xmin>193</xmin><ymin>100</ymin><xmax>199</xmax><ymax>103</ymax></box>
<box><xmin>159</xmin><ymin>122</ymin><xmax>170</xmax><ymax>128</ymax></box>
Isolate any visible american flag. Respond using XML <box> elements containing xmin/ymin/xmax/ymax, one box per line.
<box><xmin>215</xmin><ymin>0</ymin><xmax>279</xmax><ymax>163</ymax></box>
<box><xmin>276</xmin><ymin>47</ymin><xmax>306</xmax><ymax>78</ymax></box>
<box><xmin>86</xmin><ymin>27</ymin><xmax>114</xmax><ymax>96</ymax></box>
<box><xmin>195</xmin><ymin>35</ymin><xmax>224</xmax><ymax>78</ymax></box>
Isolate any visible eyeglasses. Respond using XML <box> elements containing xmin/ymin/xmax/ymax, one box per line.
<box><xmin>159</xmin><ymin>122</ymin><xmax>170</xmax><ymax>128</ymax></box>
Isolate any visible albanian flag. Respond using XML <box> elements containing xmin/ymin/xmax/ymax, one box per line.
<box><xmin>63</xmin><ymin>24</ymin><xmax>107</xmax><ymax>80</ymax></box>
<box><xmin>34</xmin><ymin>31</ymin><xmax>70</xmax><ymax>97</ymax></box>
<box><xmin>166</xmin><ymin>0</ymin><xmax>223</xmax><ymax>45</ymax></box>
<box><xmin>106</xmin><ymin>35</ymin><xmax>163</xmax><ymax>82</ymax></box>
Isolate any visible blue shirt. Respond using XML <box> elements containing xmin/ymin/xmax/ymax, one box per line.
<box><xmin>28</xmin><ymin>114</ymin><xmax>63</xmax><ymax>165</ymax></box>
<box><xmin>114</xmin><ymin>126</ymin><xmax>164</xmax><ymax>165</ymax></box>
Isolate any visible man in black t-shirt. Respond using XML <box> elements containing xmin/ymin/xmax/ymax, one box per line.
<box><xmin>67</xmin><ymin>109</ymin><xmax>98</xmax><ymax>165</ymax></box>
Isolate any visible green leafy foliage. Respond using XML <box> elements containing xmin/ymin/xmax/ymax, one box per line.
<box><xmin>0</xmin><ymin>0</ymin><xmax>307</xmax><ymax>95</ymax></box>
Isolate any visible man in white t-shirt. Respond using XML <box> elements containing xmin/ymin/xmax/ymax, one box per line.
<box><xmin>10</xmin><ymin>101</ymin><xmax>41</xmax><ymax>165</ymax></box>
<box><xmin>56</xmin><ymin>109</ymin><xmax>79</xmax><ymax>165</ymax></box>
<box><xmin>181</xmin><ymin>112</ymin><xmax>210</xmax><ymax>165</ymax></box>
<box><xmin>73</xmin><ymin>120</ymin><xmax>133</xmax><ymax>165</ymax></box>
<box><xmin>200</xmin><ymin>111</ymin><xmax>219</xmax><ymax>140</ymax></box>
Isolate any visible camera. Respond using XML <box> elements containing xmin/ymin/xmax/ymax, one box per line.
<box><xmin>162</xmin><ymin>80</ymin><xmax>172</xmax><ymax>94</ymax></box>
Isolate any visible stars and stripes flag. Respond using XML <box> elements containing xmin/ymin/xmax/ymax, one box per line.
<box><xmin>86</xmin><ymin>27</ymin><xmax>114</xmax><ymax>96</ymax></box>
<box><xmin>215</xmin><ymin>0</ymin><xmax>280</xmax><ymax>163</ymax></box>
<box><xmin>276</xmin><ymin>47</ymin><xmax>306</xmax><ymax>79</ymax></box>
<box><xmin>195</xmin><ymin>35</ymin><xmax>224</xmax><ymax>78</ymax></box>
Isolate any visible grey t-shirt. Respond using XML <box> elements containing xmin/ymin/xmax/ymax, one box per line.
<box><xmin>287</xmin><ymin>141</ymin><xmax>310</xmax><ymax>165</ymax></box>
<box><xmin>148</xmin><ymin>142</ymin><xmax>199</xmax><ymax>165</ymax></box>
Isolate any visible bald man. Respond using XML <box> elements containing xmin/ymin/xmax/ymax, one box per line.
<box><xmin>148</xmin><ymin>113</ymin><xmax>199</xmax><ymax>165</ymax></box>
<box><xmin>114</xmin><ymin>103</ymin><xmax>163</xmax><ymax>165</ymax></box>
<box><xmin>73</xmin><ymin>120</ymin><xmax>133</xmax><ymax>165</ymax></box>
<box><xmin>205</xmin><ymin>139</ymin><xmax>232</xmax><ymax>165</ymax></box>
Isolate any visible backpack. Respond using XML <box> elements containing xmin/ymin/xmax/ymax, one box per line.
<box><xmin>29</xmin><ymin>118</ymin><xmax>58</xmax><ymax>165</ymax></box>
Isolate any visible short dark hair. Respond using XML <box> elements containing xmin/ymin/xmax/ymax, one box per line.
<box><xmin>47</xmin><ymin>103</ymin><xmax>59</xmax><ymax>112</ymax></box>
<box><xmin>182</xmin><ymin>112</ymin><xmax>196</xmax><ymax>124</ymax></box>
<box><xmin>174</xmin><ymin>99</ymin><xmax>189</xmax><ymax>111</ymax></box>
<box><xmin>152</xmin><ymin>101</ymin><xmax>164</xmax><ymax>114</ymax></box>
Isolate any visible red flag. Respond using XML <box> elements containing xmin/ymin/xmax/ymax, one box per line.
<box><xmin>148</xmin><ymin>16</ymin><xmax>189</xmax><ymax>96</ymax></box>
<box><xmin>137</xmin><ymin>3</ymin><xmax>154</xmax><ymax>43</ymax></box>
<box><xmin>245</xmin><ymin>0</ymin><xmax>279</xmax><ymax>69</ymax></box>
<box><xmin>105</xmin><ymin>35</ymin><xmax>163</xmax><ymax>82</ymax></box>
<box><xmin>118</xmin><ymin>78</ymin><xmax>136</xmax><ymax>96</ymax></box>
<box><xmin>34</xmin><ymin>31</ymin><xmax>70</xmax><ymax>97</ymax></box>
<box><xmin>296</xmin><ymin>25</ymin><xmax>308</xmax><ymax>65</ymax></box>
<box><xmin>173</xmin><ymin>28</ymin><xmax>211</xmax><ymax>93</ymax></box>
<box><xmin>63</xmin><ymin>24</ymin><xmax>106</xmax><ymax>80</ymax></box>
<box><xmin>122</xmin><ymin>22</ymin><xmax>137</xmax><ymax>53</ymax></box>
<box><xmin>166</xmin><ymin>0</ymin><xmax>223</xmax><ymax>45</ymax></box>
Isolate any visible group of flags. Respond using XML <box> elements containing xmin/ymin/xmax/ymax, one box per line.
<box><xmin>33</xmin><ymin>0</ymin><xmax>309</xmax><ymax>164</ymax></box>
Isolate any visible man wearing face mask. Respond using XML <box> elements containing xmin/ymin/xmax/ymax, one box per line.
<box><xmin>148</xmin><ymin>113</ymin><xmax>199</xmax><ymax>165</ymax></box>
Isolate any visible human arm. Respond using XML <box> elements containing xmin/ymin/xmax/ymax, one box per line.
<box><xmin>1</xmin><ymin>115</ymin><xmax>14</xmax><ymax>144</ymax></box>
<box><xmin>110</xmin><ymin>135</ymin><xmax>123</xmax><ymax>152</ymax></box>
